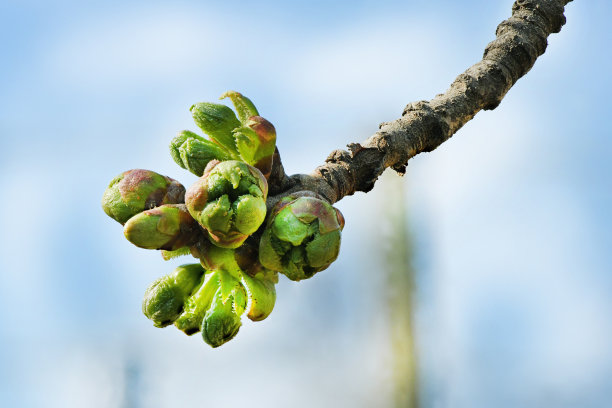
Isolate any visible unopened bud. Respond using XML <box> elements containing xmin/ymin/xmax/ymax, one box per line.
<box><xmin>241</xmin><ymin>269</ymin><xmax>277</xmax><ymax>321</ymax></box>
<box><xmin>123</xmin><ymin>204</ymin><xmax>202</xmax><ymax>251</ymax></box>
<box><xmin>259</xmin><ymin>194</ymin><xmax>344</xmax><ymax>281</ymax></box>
<box><xmin>233</xmin><ymin>116</ymin><xmax>276</xmax><ymax>179</ymax></box>
<box><xmin>170</xmin><ymin>130</ymin><xmax>231</xmax><ymax>176</ymax></box>
<box><xmin>202</xmin><ymin>281</ymin><xmax>245</xmax><ymax>348</ymax></box>
<box><xmin>190</xmin><ymin>102</ymin><xmax>241</xmax><ymax>156</ymax></box>
<box><xmin>101</xmin><ymin>169</ymin><xmax>185</xmax><ymax>225</ymax></box>
<box><xmin>185</xmin><ymin>160</ymin><xmax>268</xmax><ymax>248</ymax></box>
<box><xmin>142</xmin><ymin>264</ymin><xmax>205</xmax><ymax>328</ymax></box>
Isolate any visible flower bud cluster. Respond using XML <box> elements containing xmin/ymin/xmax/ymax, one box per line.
<box><xmin>101</xmin><ymin>91</ymin><xmax>344</xmax><ymax>347</ymax></box>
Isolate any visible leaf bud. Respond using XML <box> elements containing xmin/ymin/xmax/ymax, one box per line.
<box><xmin>190</xmin><ymin>102</ymin><xmax>241</xmax><ymax>156</ymax></box>
<box><xmin>169</xmin><ymin>130</ymin><xmax>231</xmax><ymax>176</ymax></box>
<box><xmin>259</xmin><ymin>193</ymin><xmax>344</xmax><ymax>281</ymax></box>
<box><xmin>101</xmin><ymin>169</ymin><xmax>185</xmax><ymax>225</ymax></box>
<box><xmin>142</xmin><ymin>264</ymin><xmax>205</xmax><ymax>328</ymax></box>
<box><xmin>241</xmin><ymin>270</ymin><xmax>277</xmax><ymax>322</ymax></box>
<box><xmin>233</xmin><ymin>116</ymin><xmax>277</xmax><ymax>179</ymax></box>
<box><xmin>174</xmin><ymin>271</ymin><xmax>220</xmax><ymax>335</ymax></box>
<box><xmin>185</xmin><ymin>160</ymin><xmax>268</xmax><ymax>248</ymax></box>
<box><xmin>123</xmin><ymin>204</ymin><xmax>203</xmax><ymax>251</ymax></box>
<box><xmin>201</xmin><ymin>283</ymin><xmax>245</xmax><ymax>348</ymax></box>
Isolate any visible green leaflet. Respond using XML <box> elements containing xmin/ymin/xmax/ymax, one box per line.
<box><xmin>142</xmin><ymin>264</ymin><xmax>205</xmax><ymax>328</ymax></box>
<box><xmin>241</xmin><ymin>271</ymin><xmax>276</xmax><ymax>322</ymax></box>
<box><xmin>220</xmin><ymin>90</ymin><xmax>259</xmax><ymax>124</ymax></box>
<box><xmin>174</xmin><ymin>271</ymin><xmax>219</xmax><ymax>335</ymax></box>
<box><xmin>190</xmin><ymin>102</ymin><xmax>241</xmax><ymax>156</ymax></box>
<box><xmin>161</xmin><ymin>246</ymin><xmax>192</xmax><ymax>261</ymax></box>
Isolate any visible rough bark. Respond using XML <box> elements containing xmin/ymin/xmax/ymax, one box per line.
<box><xmin>267</xmin><ymin>0</ymin><xmax>573</xmax><ymax>207</ymax></box>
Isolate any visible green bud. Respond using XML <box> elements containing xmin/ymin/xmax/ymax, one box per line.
<box><xmin>241</xmin><ymin>269</ymin><xmax>277</xmax><ymax>321</ymax></box>
<box><xmin>202</xmin><ymin>278</ymin><xmax>246</xmax><ymax>348</ymax></box>
<box><xmin>170</xmin><ymin>130</ymin><xmax>231</xmax><ymax>176</ymax></box>
<box><xmin>170</xmin><ymin>130</ymin><xmax>205</xmax><ymax>166</ymax></box>
<box><xmin>220</xmin><ymin>90</ymin><xmax>259</xmax><ymax>124</ymax></box>
<box><xmin>174</xmin><ymin>271</ymin><xmax>219</xmax><ymax>335</ymax></box>
<box><xmin>233</xmin><ymin>116</ymin><xmax>276</xmax><ymax>179</ymax></box>
<box><xmin>101</xmin><ymin>169</ymin><xmax>185</xmax><ymax>225</ymax></box>
<box><xmin>185</xmin><ymin>160</ymin><xmax>268</xmax><ymax>248</ymax></box>
<box><xmin>123</xmin><ymin>204</ymin><xmax>203</xmax><ymax>251</ymax></box>
<box><xmin>190</xmin><ymin>102</ymin><xmax>241</xmax><ymax>156</ymax></box>
<box><xmin>259</xmin><ymin>193</ymin><xmax>344</xmax><ymax>281</ymax></box>
<box><xmin>142</xmin><ymin>264</ymin><xmax>205</xmax><ymax>328</ymax></box>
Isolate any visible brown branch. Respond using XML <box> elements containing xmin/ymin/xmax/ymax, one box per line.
<box><xmin>267</xmin><ymin>0</ymin><xmax>573</xmax><ymax>206</ymax></box>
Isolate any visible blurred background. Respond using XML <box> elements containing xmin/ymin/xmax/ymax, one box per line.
<box><xmin>1</xmin><ymin>0</ymin><xmax>610</xmax><ymax>407</ymax></box>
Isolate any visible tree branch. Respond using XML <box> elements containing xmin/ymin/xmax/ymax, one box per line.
<box><xmin>268</xmin><ymin>0</ymin><xmax>573</xmax><ymax>206</ymax></box>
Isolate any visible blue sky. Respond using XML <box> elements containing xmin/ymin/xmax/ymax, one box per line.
<box><xmin>0</xmin><ymin>1</ymin><xmax>610</xmax><ymax>407</ymax></box>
